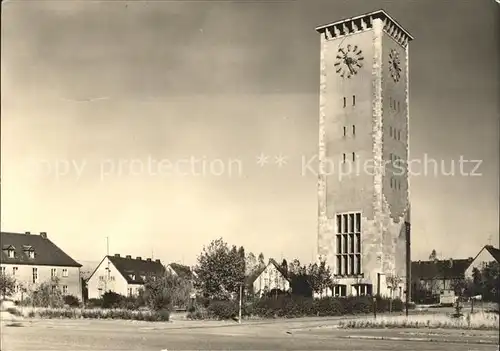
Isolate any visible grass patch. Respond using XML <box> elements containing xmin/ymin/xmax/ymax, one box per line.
<box><xmin>338</xmin><ymin>312</ymin><xmax>499</xmax><ymax>330</ymax></box>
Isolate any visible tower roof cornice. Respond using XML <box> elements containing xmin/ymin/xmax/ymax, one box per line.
<box><xmin>315</xmin><ymin>10</ymin><xmax>413</xmax><ymax>47</ymax></box>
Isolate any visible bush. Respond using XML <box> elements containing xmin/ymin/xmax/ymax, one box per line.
<box><xmin>207</xmin><ymin>300</ymin><xmax>239</xmax><ymax>320</ymax></box>
<box><xmin>101</xmin><ymin>292</ymin><xmax>125</xmax><ymax>309</ymax></box>
<box><xmin>63</xmin><ymin>295</ymin><xmax>80</xmax><ymax>307</ymax></box>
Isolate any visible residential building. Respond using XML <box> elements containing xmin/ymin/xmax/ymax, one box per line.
<box><xmin>0</xmin><ymin>231</ymin><xmax>82</xmax><ymax>301</ymax></box>
<box><xmin>86</xmin><ymin>254</ymin><xmax>164</xmax><ymax>299</ymax></box>
<box><xmin>316</xmin><ymin>10</ymin><xmax>413</xmax><ymax>298</ymax></box>
<box><xmin>166</xmin><ymin>262</ymin><xmax>198</xmax><ymax>280</ymax></box>
<box><xmin>246</xmin><ymin>259</ymin><xmax>290</xmax><ymax>297</ymax></box>
<box><xmin>411</xmin><ymin>258</ymin><xmax>472</xmax><ymax>299</ymax></box>
<box><xmin>465</xmin><ymin>245</ymin><xmax>500</xmax><ymax>280</ymax></box>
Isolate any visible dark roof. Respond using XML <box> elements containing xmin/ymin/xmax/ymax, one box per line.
<box><xmin>107</xmin><ymin>255</ymin><xmax>164</xmax><ymax>284</ymax></box>
<box><xmin>411</xmin><ymin>258</ymin><xmax>472</xmax><ymax>280</ymax></box>
<box><xmin>167</xmin><ymin>263</ymin><xmax>195</xmax><ymax>280</ymax></box>
<box><xmin>0</xmin><ymin>232</ymin><xmax>81</xmax><ymax>267</ymax></box>
<box><xmin>485</xmin><ymin>245</ymin><xmax>500</xmax><ymax>263</ymax></box>
<box><xmin>246</xmin><ymin>258</ymin><xmax>290</xmax><ymax>286</ymax></box>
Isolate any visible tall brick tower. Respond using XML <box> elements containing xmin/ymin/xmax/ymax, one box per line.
<box><xmin>316</xmin><ymin>10</ymin><xmax>413</xmax><ymax>299</ymax></box>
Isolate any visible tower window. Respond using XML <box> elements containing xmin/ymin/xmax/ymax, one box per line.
<box><xmin>335</xmin><ymin>212</ymin><xmax>362</xmax><ymax>277</ymax></box>
<box><xmin>352</xmin><ymin>152</ymin><xmax>356</xmax><ymax>162</ymax></box>
<box><xmin>397</xmin><ymin>130</ymin><xmax>401</xmax><ymax>140</ymax></box>
<box><xmin>342</xmin><ymin>153</ymin><xmax>346</xmax><ymax>163</ymax></box>
<box><xmin>343</xmin><ymin>126</ymin><xmax>346</xmax><ymax>137</ymax></box>
<box><xmin>352</xmin><ymin>95</ymin><xmax>356</xmax><ymax>106</ymax></box>
<box><xmin>343</xmin><ymin>97</ymin><xmax>346</xmax><ymax>108</ymax></box>
<box><xmin>352</xmin><ymin>125</ymin><xmax>356</xmax><ymax>136</ymax></box>
<box><xmin>389</xmin><ymin>126</ymin><xmax>393</xmax><ymax>137</ymax></box>
<box><xmin>397</xmin><ymin>101</ymin><xmax>400</xmax><ymax>111</ymax></box>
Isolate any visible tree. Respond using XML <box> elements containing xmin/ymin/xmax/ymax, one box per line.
<box><xmin>29</xmin><ymin>277</ymin><xmax>64</xmax><ymax>308</ymax></box>
<box><xmin>0</xmin><ymin>274</ymin><xmax>16</xmax><ymax>299</ymax></box>
<box><xmin>429</xmin><ymin>249</ymin><xmax>438</xmax><ymax>261</ymax></box>
<box><xmin>143</xmin><ymin>270</ymin><xmax>191</xmax><ymax>311</ymax></box>
<box><xmin>281</xmin><ymin>259</ymin><xmax>288</xmax><ymax>276</ymax></box>
<box><xmin>258</xmin><ymin>253</ymin><xmax>265</xmax><ymax>268</ymax></box>
<box><xmin>194</xmin><ymin>238</ymin><xmax>246</xmax><ymax>300</ymax></box>
<box><xmin>245</xmin><ymin>252</ymin><xmax>258</xmax><ymax>276</ymax></box>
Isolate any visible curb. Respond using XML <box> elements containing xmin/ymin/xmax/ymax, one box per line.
<box><xmin>340</xmin><ymin>335</ymin><xmax>499</xmax><ymax>345</ymax></box>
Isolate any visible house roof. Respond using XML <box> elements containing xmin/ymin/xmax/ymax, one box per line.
<box><xmin>246</xmin><ymin>258</ymin><xmax>290</xmax><ymax>286</ymax></box>
<box><xmin>166</xmin><ymin>263</ymin><xmax>196</xmax><ymax>280</ymax></box>
<box><xmin>411</xmin><ymin>258</ymin><xmax>472</xmax><ymax>280</ymax></box>
<box><xmin>107</xmin><ymin>255</ymin><xmax>165</xmax><ymax>284</ymax></box>
<box><xmin>484</xmin><ymin>245</ymin><xmax>500</xmax><ymax>263</ymax></box>
<box><xmin>0</xmin><ymin>232</ymin><xmax>81</xmax><ymax>267</ymax></box>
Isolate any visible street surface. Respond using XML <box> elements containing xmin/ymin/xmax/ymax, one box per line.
<box><xmin>1</xmin><ymin>317</ymin><xmax>498</xmax><ymax>351</ymax></box>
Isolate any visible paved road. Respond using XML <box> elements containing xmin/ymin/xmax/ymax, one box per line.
<box><xmin>1</xmin><ymin>318</ymin><xmax>498</xmax><ymax>350</ymax></box>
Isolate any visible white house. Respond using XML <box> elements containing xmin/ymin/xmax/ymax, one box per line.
<box><xmin>86</xmin><ymin>254</ymin><xmax>164</xmax><ymax>299</ymax></box>
<box><xmin>246</xmin><ymin>259</ymin><xmax>290</xmax><ymax>297</ymax></box>
<box><xmin>465</xmin><ymin>245</ymin><xmax>500</xmax><ymax>280</ymax></box>
<box><xmin>1</xmin><ymin>231</ymin><xmax>82</xmax><ymax>302</ymax></box>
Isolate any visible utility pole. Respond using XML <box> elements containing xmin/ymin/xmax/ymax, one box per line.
<box><xmin>238</xmin><ymin>283</ymin><xmax>243</xmax><ymax>324</ymax></box>
<box><xmin>405</xmin><ymin>222</ymin><xmax>411</xmax><ymax>317</ymax></box>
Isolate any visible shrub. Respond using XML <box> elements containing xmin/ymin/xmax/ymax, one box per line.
<box><xmin>207</xmin><ymin>300</ymin><xmax>239</xmax><ymax>320</ymax></box>
<box><xmin>63</xmin><ymin>295</ymin><xmax>80</xmax><ymax>307</ymax></box>
<box><xmin>29</xmin><ymin>280</ymin><xmax>65</xmax><ymax>308</ymax></box>
<box><xmin>86</xmin><ymin>298</ymin><xmax>103</xmax><ymax>308</ymax></box>
<box><xmin>101</xmin><ymin>292</ymin><xmax>125</xmax><ymax>309</ymax></box>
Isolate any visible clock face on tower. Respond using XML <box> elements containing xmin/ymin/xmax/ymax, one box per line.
<box><xmin>334</xmin><ymin>44</ymin><xmax>364</xmax><ymax>79</ymax></box>
<box><xmin>389</xmin><ymin>49</ymin><xmax>402</xmax><ymax>82</ymax></box>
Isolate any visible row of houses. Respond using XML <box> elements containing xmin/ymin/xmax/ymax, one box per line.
<box><xmin>0</xmin><ymin>231</ymin><xmax>197</xmax><ymax>302</ymax></box>
<box><xmin>1</xmin><ymin>231</ymin><xmax>499</xmax><ymax>302</ymax></box>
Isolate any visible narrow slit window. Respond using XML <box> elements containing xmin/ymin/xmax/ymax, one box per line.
<box><xmin>343</xmin><ymin>97</ymin><xmax>346</xmax><ymax>108</ymax></box>
<box><xmin>398</xmin><ymin>101</ymin><xmax>400</xmax><ymax>111</ymax></box>
<box><xmin>342</xmin><ymin>153</ymin><xmax>346</xmax><ymax>163</ymax></box>
<box><xmin>352</xmin><ymin>125</ymin><xmax>356</xmax><ymax>136</ymax></box>
<box><xmin>398</xmin><ymin>130</ymin><xmax>401</xmax><ymax>140</ymax></box>
<box><xmin>389</xmin><ymin>126</ymin><xmax>393</xmax><ymax>137</ymax></box>
<box><xmin>343</xmin><ymin>126</ymin><xmax>346</xmax><ymax>137</ymax></box>
<box><xmin>352</xmin><ymin>152</ymin><xmax>356</xmax><ymax>162</ymax></box>
<box><xmin>352</xmin><ymin>95</ymin><xmax>356</xmax><ymax>106</ymax></box>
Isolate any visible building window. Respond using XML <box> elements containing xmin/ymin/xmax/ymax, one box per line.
<box><xmin>62</xmin><ymin>269</ymin><xmax>68</xmax><ymax>277</ymax></box>
<box><xmin>352</xmin><ymin>125</ymin><xmax>356</xmax><ymax>136</ymax></box>
<box><xmin>343</xmin><ymin>97</ymin><xmax>346</xmax><ymax>108</ymax></box>
<box><xmin>343</xmin><ymin>126</ymin><xmax>346</xmax><ymax>137</ymax></box>
<box><xmin>26</xmin><ymin>250</ymin><xmax>35</xmax><ymax>259</ymax></box>
<box><xmin>8</xmin><ymin>249</ymin><xmax>15</xmax><ymax>258</ymax></box>
<box><xmin>336</xmin><ymin>212</ymin><xmax>362</xmax><ymax>276</ymax></box>
<box><xmin>333</xmin><ymin>284</ymin><xmax>347</xmax><ymax>297</ymax></box>
<box><xmin>397</xmin><ymin>101</ymin><xmax>400</xmax><ymax>112</ymax></box>
<box><xmin>352</xmin><ymin>95</ymin><xmax>356</xmax><ymax>106</ymax></box>
<box><xmin>389</xmin><ymin>126</ymin><xmax>393</xmax><ymax>137</ymax></box>
<box><xmin>12</xmin><ymin>267</ymin><xmax>18</xmax><ymax>276</ymax></box>
<box><xmin>0</xmin><ymin>267</ymin><xmax>5</xmax><ymax>275</ymax></box>
<box><xmin>32</xmin><ymin>268</ymin><xmax>38</xmax><ymax>283</ymax></box>
<box><xmin>354</xmin><ymin>284</ymin><xmax>373</xmax><ymax>296</ymax></box>
<box><xmin>128</xmin><ymin>288</ymin><xmax>133</xmax><ymax>297</ymax></box>
<box><xmin>98</xmin><ymin>288</ymin><xmax>103</xmax><ymax>297</ymax></box>
<box><xmin>342</xmin><ymin>153</ymin><xmax>346</xmax><ymax>163</ymax></box>
<box><xmin>397</xmin><ymin>130</ymin><xmax>401</xmax><ymax>141</ymax></box>
<box><xmin>352</xmin><ymin>152</ymin><xmax>356</xmax><ymax>162</ymax></box>
<box><xmin>51</xmin><ymin>268</ymin><xmax>57</xmax><ymax>278</ymax></box>
<box><xmin>62</xmin><ymin>285</ymin><xmax>68</xmax><ymax>294</ymax></box>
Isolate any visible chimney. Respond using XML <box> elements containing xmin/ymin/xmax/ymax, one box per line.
<box><xmin>40</xmin><ymin>232</ymin><xmax>47</xmax><ymax>239</ymax></box>
<box><xmin>126</xmin><ymin>255</ymin><xmax>132</xmax><ymax>259</ymax></box>
<box><xmin>114</xmin><ymin>254</ymin><xmax>120</xmax><ymax>257</ymax></box>
<box><xmin>146</xmin><ymin>258</ymin><xmax>152</xmax><ymax>262</ymax></box>
<box><xmin>25</xmin><ymin>232</ymin><xmax>31</xmax><ymax>235</ymax></box>
<box><xmin>155</xmin><ymin>259</ymin><xmax>161</xmax><ymax>263</ymax></box>
<box><xmin>136</xmin><ymin>256</ymin><xmax>142</xmax><ymax>261</ymax></box>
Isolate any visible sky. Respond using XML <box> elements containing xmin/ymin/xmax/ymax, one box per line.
<box><xmin>1</xmin><ymin>0</ymin><xmax>499</xmax><ymax>266</ymax></box>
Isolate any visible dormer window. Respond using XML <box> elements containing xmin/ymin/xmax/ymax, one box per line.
<box><xmin>129</xmin><ymin>274</ymin><xmax>136</xmax><ymax>280</ymax></box>
<box><xmin>3</xmin><ymin>245</ymin><xmax>16</xmax><ymax>258</ymax></box>
<box><xmin>141</xmin><ymin>275</ymin><xmax>146</xmax><ymax>281</ymax></box>
<box><xmin>23</xmin><ymin>245</ymin><xmax>35</xmax><ymax>259</ymax></box>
